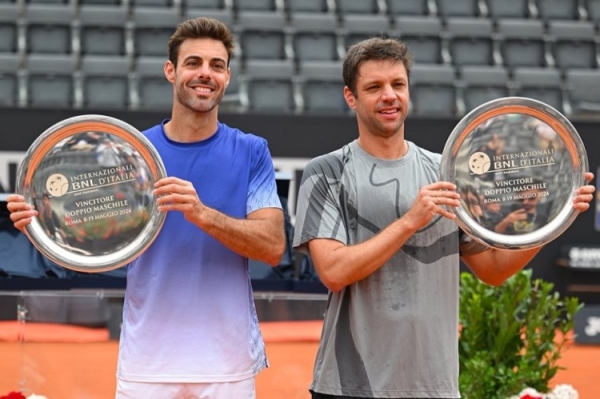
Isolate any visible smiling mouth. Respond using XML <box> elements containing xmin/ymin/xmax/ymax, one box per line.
<box><xmin>191</xmin><ymin>86</ymin><xmax>214</xmax><ymax>94</ymax></box>
<box><xmin>379</xmin><ymin>108</ymin><xmax>400</xmax><ymax>116</ymax></box>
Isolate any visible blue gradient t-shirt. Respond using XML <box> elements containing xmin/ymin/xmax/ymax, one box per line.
<box><xmin>117</xmin><ymin>120</ymin><xmax>281</xmax><ymax>382</ymax></box>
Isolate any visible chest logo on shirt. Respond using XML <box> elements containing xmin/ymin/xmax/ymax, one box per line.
<box><xmin>367</xmin><ymin>163</ymin><xmax>443</xmax><ymax>233</ymax></box>
<box><xmin>343</xmin><ymin>163</ymin><xmax>456</xmax><ymax>263</ymax></box>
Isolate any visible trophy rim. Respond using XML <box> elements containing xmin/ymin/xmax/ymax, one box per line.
<box><xmin>16</xmin><ymin>114</ymin><xmax>167</xmax><ymax>272</ymax></box>
<box><xmin>440</xmin><ymin>97</ymin><xmax>589</xmax><ymax>250</ymax></box>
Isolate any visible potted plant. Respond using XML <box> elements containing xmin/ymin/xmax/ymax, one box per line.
<box><xmin>458</xmin><ymin>269</ymin><xmax>582</xmax><ymax>399</ymax></box>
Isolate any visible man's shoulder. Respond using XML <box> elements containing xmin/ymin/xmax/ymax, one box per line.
<box><xmin>141</xmin><ymin>123</ymin><xmax>163</xmax><ymax>134</ymax></box>
<box><xmin>140</xmin><ymin>122</ymin><xmax>165</xmax><ymax>141</ymax></box>
<box><xmin>218</xmin><ymin>121</ymin><xmax>255</xmax><ymax>138</ymax></box>
<box><xmin>219</xmin><ymin>122</ymin><xmax>268</xmax><ymax>146</ymax></box>
<box><xmin>409</xmin><ymin>142</ymin><xmax>442</xmax><ymax>170</ymax></box>
<box><xmin>410</xmin><ymin>142</ymin><xmax>442</xmax><ymax>161</ymax></box>
<box><xmin>304</xmin><ymin>146</ymin><xmax>348</xmax><ymax>174</ymax></box>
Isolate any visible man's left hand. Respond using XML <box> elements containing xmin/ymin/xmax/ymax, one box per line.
<box><xmin>573</xmin><ymin>172</ymin><xmax>596</xmax><ymax>212</ymax></box>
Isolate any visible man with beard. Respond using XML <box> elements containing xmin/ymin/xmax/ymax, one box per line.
<box><xmin>292</xmin><ymin>36</ymin><xmax>595</xmax><ymax>399</ymax></box>
<box><xmin>7</xmin><ymin>17</ymin><xmax>285</xmax><ymax>399</ymax></box>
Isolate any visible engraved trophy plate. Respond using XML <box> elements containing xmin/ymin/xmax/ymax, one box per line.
<box><xmin>440</xmin><ymin>97</ymin><xmax>588</xmax><ymax>250</ymax></box>
<box><xmin>16</xmin><ymin>115</ymin><xmax>167</xmax><ymax>272</ymax></box>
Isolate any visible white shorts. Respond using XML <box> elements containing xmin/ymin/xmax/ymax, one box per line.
<box><xmin>115</xmin><ymin>377</ymin><xmax>256</xmax><ymax>399</ymax></box>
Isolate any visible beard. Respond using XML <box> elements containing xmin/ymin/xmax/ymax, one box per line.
<box><xmin>364</xmin><ymin>113</ymin><xmax>406</xmax><ymax>137</ymax></box>
<box><xmin>354</xmin><ymin>100</ymin><xmax>408</xmax><ymax>137</ymax></box>
<box><xmin>175</xmin><ymin>79</ymin><xmax>225</xmax><ymax>113</ymax></box>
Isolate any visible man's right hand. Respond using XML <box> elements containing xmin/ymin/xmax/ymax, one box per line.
<box><xmin>403</xmin><ymin>181</ymin><xmax>460</xmax><ymax>232</ymax></box>
<box><xmin>6</xmin><ymin>194</ymin><xmax>37</xmax><ymax>232</ymax></box>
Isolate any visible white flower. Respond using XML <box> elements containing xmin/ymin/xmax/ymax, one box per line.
<box><xmin>551</xmin><ymin>384</ymin><xmax>579</xmax><ymax>399</ymax></box>
<box><xmin>27</xmin><ymin>395</ymin><xmax>48</xmax><ymax>399</ymax></box>
<box><xmin>508</xmin><ymin>385</ymin><xmax>579</xmax><ymax>399</ymax></box>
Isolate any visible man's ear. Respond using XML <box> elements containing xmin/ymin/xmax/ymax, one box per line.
<box><xmin>225</xmin><ymin>66</ymin><xmax>231</xmax><ymax>87</ymax></box>
<box><xmin>344</xmin><ymin>86</ymin><xmax>356</xmax><ymax>110</ymax></box>
<box><xmin>164</xmin><ymin>61</ymin><xmax>175</xmax><ymax>83</ymax></box>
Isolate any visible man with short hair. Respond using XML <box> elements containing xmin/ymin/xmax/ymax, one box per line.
<box><xmin>8</xmin><ymin>17</ymin><xmax>286</xmax><ymax>399</ymax></box>
<box><xmin>293</xmin><ymin>36</ymin><xmax>595</xmax><ymax>399</ymax></box>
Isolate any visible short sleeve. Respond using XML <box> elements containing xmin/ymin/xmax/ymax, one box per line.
<box><xmin>292</xmin><ymin>155</ymin><xmax>347</xmax><ymax>255</ymax></box>
<box><xmin>247</xmin><ymin>138</ymin><xmax>281</xmax><ymax>215</ymax></box>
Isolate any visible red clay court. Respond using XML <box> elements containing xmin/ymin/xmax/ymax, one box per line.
<box><xmin>1</xmin><ymin>320</ymin><xmax>598</xmax><ymax>399</ymax></box>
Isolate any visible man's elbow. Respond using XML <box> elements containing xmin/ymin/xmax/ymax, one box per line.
<box><xmin>323</xmin><ymin>281</ymin><xmax>344</xmax><ymax>293</ymax></box>
<box><xmin>317</xmin><ymin>270</ymin><xmax>345</xmax><ymax>292</ymax></box>
<box><xmin>478</xmin><ymin>274</ymin><xmax>506</xmax><ymax>287</ymax></box>
<box><xmin>265</xmin><ymin>236</ymin><xmax>287</xmax><ymax>266</ymax></box>
<box><xmin>484</xmin><ymin>278</ymin><xmax>505</xmax><ymax>287</ymax></box>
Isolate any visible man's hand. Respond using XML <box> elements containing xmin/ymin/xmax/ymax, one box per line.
<box><xmin>403</xmin><ymin>181</ymin><xmax>460</xmax><ymax>231</ymax></box>
<box><xmin>154</xmin><ymin>177</ymin><xmax>206</xmax><ymax>225</ymax></box>
<box><xmin>6</xmin><ymin>194</ymin><xmax>37</xmax><ymax>232</ymax></box>
<box><xmin>573</xmin><ymin>172</ymin><xmax>595</xmax><ymax>212</ymax></box>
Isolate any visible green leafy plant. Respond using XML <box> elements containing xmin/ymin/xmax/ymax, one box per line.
<box><xmin>458</xmin><ymin>269</ymin><xmax>582</xmax><ymax>399</ymax></box>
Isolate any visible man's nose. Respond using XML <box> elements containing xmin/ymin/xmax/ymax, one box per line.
<box><xmin>381</xmin><ymin>85</ymin><xmax>396</xmax><ymax>101</ymax></box>
<box><xmin>196</xmin><ymin>64</ymin><xmax>212</xmax><ymax>79</ymax></box>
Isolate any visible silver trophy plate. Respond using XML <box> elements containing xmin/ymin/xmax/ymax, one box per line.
<box><xmin>440</xmin><ymin>97</ymin><xmax>588</xmax><ymax>250</ymax></box>
<box><xmin>16</xmin><ymin>114</ymin><xmax>167</xmax><ymax>272</ymax></box>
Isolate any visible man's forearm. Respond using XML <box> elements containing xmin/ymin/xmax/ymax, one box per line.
<box><xmin>192</xmin><ymin>206</ymin><xmax>286</xmax><ymax>266</ymax></box>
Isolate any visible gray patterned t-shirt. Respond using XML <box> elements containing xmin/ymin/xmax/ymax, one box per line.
<box><xmin>293</xmin><ymin>140</ymin><xmax>469</xmax><ymax>398</ymax></box>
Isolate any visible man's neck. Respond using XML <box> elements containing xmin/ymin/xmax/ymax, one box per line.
<box><xmin>164</xmin><ymin>107</ymin><xmax>219</xmax><ymax>143</ymax></box>
<box><xmin>357</xmin><ymin>132</ymin><xmax>408</xmax><ymax>160</ymax></box>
